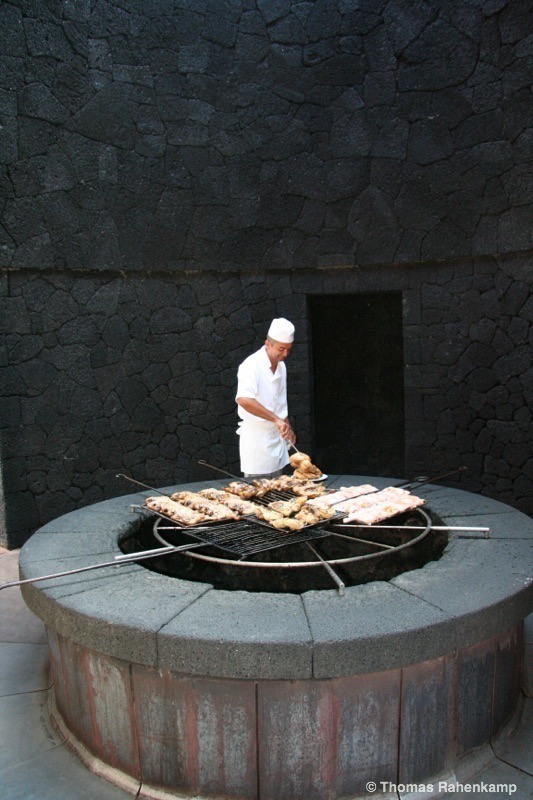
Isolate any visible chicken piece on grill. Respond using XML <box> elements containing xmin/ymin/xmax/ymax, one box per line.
<box><xmin>251</xmin><ymin>478</ymin><xmax>275</xmax><ymax>496</ymax></box>
<box><xmin>145</xmin><ymin>496</ymin><xmax>208</xmax><ymax>526</ymax></box>
<box><xmin>270</xmin><ymin>517</ymin><xmax>305</xmax><ymax>531</ymax></box>
<box><xmin>294</xmin><ymin>502</ymin><xmax>332</xmax><ymax>526</ymax></box>
<box><xmin>198</xmin><ymin>488</ymin><xmax>264</xmax><ymax>518</ymax></box>
<box><xmin>224</xmin><ymin>482</ymin><xmax>259</xmax><ymax>500</ymax></box>
<box><xmin>309</xmin><ymin>504</ymin><xmax>335</xmax><ymax>521</ymax></box>
<box><xmin>255</xmin><ymin>506</ymin><xmax>284</xmax><ymax>523</ymax></box>
<box><xmin>290</xmin><ymin>481</ymin><xmax>328</xmax><ymax>498</ymax></box>
<box><xmin>268</xmin><ymin>474</ymin><xmax>298</xmax><ymax>490</ymax></box>
<box><xmin>171</xmin><ymin>491</ymin><xmax>239</xmax><ymax>521</ymax></box>
<box><xmin>268</xmin><ymin>496</ymin><xmax>307</xmax><ymax>517</ymax></box>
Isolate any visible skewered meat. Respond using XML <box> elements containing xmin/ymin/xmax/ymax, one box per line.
<box><xmin>198</xmin><ymin>488</ymin><xmax>264</xmax><ymax>517</ymax></box>
<box><xmin>171</xmin><ymin>491</ymin><xmax>239</xmax><ymax>521</ymax></box>
<box><xmin>145</xmin><ymin>496</ymin><xmax>208</xmax><ymax>526</ymax></box>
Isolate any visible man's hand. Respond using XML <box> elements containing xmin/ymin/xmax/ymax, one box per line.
<box><xmin>276</xmin><ymin>418</ymin><xmax>296</xmax><ymax>444</ymax></box>
<box><xmin>275</xmin><ymin>417</ymin><xmax>290</xmax><ymax>438</ymax></box>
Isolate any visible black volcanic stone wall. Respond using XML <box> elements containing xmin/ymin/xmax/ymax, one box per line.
<box><xmin>1</xmin><ymin>255</ymin><xmax>532</xmax><ymax>547</ymax></box>
<box><xmin>1</xmin><ymin>0</ymin><xmax>531</xmax><ymax>270</ymax></box>
<box><xmin>1</xmin><ymin>1</ymin><xmax>532</xmax><ymax>546</ymax></box>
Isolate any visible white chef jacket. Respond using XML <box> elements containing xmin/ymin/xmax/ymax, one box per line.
<box><xmin>236</xmin><ymin>346</ymin><xmax>290</xmax><ymax>474</ymax></box>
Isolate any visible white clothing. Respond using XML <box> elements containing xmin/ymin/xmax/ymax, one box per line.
<box><xmin>236</xmin><ymin>346</ymin><xmax>290</xmax><ymax>474</ymax></box>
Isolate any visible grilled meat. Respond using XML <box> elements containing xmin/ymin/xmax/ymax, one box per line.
<box><xmin>308</xmin><ymin>484</ymin><xmax>377</xmax><ymax>509</ymax></box>
<box><xmin>289</xmin><ymin>451</ymin><xmax>323</xmax><ymax>478</ymax></box>
<box><xmin>294</xmin><ymin>502</ymin><xmax>334</xmax><ymax>525</ymax></box>
<box><xmin>268</xmin><ymin>496</ymin><xmax>307</xmax><ymax>517</ymax></box>
<box><xmin>224</xmin><ymin>481</ymin><xmax>258</xmax><ymax>499</ymax></box>
<box><xmin>171</xmin><ymin>491</ymin><xmax>239</xmax><ymax>521</ymax></box>
<box><xmin>255</xmin><ymin>506</ymin><xmax>284</xmax><ymax>523</ymax></box>
<box><xmin>224</xmin><ymin>480</ymin><xmax>272</xmax><ymax>499</ymax></box>
<box><xmin>289</xmin><ymin>481</ymin><xmax>327</xmax><ymax>498</ymax></box>
<box><xmin>145</xmin><ymin>496</ymin><xmax>208</xmax><ymax>526</ymax></box>
<box><xmin>198</xmin><ymin>488</ymin><xmax>264</xmax><ymax>517</ymax></box>
<box><xmin>342</xmin><ymin>488</ymin><xmax>425</xmax><ymax>525</ymax></box>
<box><xmin>270</xmin><ymin>517</ymin><xmax>305</xmax><ymax>531</ymax></box>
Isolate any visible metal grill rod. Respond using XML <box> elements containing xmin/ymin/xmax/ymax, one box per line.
<box><xmin>305</xmin><ymin>542</ymin><xmax>345</xmax><ymax>595</ymax></box>
<box><xmin>117</xmin><ymin>473</ymin><xmax>173</xmax><ymax>497</ymax></box>
<box><xmin>158</xmin><ymin>510</ymin><xmax>434</xmax><ymax>569</ymax></box>
<box><xmin>0</xmin><ymin>542</ymin><xmax>206</xmax><ymax>591</ymax></box>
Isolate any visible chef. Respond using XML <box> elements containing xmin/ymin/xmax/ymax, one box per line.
<box><xmin>236</xmin><ymin>318</ymin><xmax>297</xmax><ymax>477</ymax></box>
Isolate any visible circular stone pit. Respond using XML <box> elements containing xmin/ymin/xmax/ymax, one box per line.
<box><xmin>18</xmin><ymin>476</ymin><xmax>533</xmax><ymax>800</ymax></box>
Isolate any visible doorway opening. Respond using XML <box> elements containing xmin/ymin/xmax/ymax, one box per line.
<box><xmin>309</xmin><ymin>293</ymin><xmax>405</xmax><ymax>476</ymax></box>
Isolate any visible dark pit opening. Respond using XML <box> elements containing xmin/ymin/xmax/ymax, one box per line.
<box><xmin>120</xmin><ymin>508</ymin><xmax>448</xmax><ymax>594</ymax></box>
<box><xmin>309</xmin><ymin>292</ymin><xmax>405</xmax><ymax>476</ymax></box>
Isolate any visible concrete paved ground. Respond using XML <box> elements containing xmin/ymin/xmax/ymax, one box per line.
<box><xmin>1</xmin><ymin>546</ymin><xmax>532</xmax><ymax>800</ymax></box>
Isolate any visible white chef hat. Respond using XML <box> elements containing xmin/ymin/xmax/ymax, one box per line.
<box><xmin>267</xmin><ymin>317</ymin><xmax>295</xmax><ymax>343</ymax></box>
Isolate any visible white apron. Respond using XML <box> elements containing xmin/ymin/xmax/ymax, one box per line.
<box><xmin>237</xmin><ymin>419</ymin><xmax>290</xmax><ymax>475</ymax></box>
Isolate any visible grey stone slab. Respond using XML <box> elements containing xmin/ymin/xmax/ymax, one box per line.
<box><xmin>0</xmin><ymin>643</ymin><xmax>49</xmax><ymax>696</ymax></box>
<box><xmin>20</xmin><ymin>563</ymin><xmax>143</xmax><ymax>633</ymax></box>
<box><xmin>158</xmin><ymin>590</ymin><xmax>313</xmax><ymax>679</ymax></box>
<box><xmin>19</xmin><ymin>531</ymin><xmax>120</xmax><ymax>564</ymax></box>
<box><xmin>327</xmin><ymin>474</ymin><xmax>395</xmax><ymax>490</ymax></box>
<box><xmin>302</xmin><ymin>581</ymin><xmax>456</xmax><ymax>678</ymax></box>
<box><xmin>436</xmin><ymin>510</ymin><xmax>533</xmax><ymax>539</ymax></box>
<box><xmin>424</xmin><ymin>486</ymin><xmax>527</xmax><ymax>520</ymax></box>
<box><xmin>32</xmin><ymin>507</ymin><xmax>145</xmax><ymax>537</ymax></box>
<box><xmin>43</xmin><ymin>569</ymin><xmax>212</xmax><ymax>665</ymax></box>
<box><xmin>0</xmin><ymin>691</ymin><xmax>59</xmax><ymax>771</ymax></box>
<box><xmin>391</xmin><ymin>538</ymin><xmax>533</xmax><ymax>650</ymax></box>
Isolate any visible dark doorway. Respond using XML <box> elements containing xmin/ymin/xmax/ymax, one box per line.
<box><xmin>309</xmin><ymin>293</ymin><xmax>405</xmax><ymax>476</ymax></box>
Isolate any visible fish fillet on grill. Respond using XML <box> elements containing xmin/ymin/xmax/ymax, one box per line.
<box><xmin>171</xmin><ymin>491</ymin><xmax>239</xmax><ymax>521</ymax></box>
<box><xmin>198</xmin><ymin>488</ymin><xmax>264</xmax><ymax>517</ymax></box>
<box><xmin>145</xmin><ymin>496</ymin><xmax>208</xmax><ymax>526</ymax></box>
